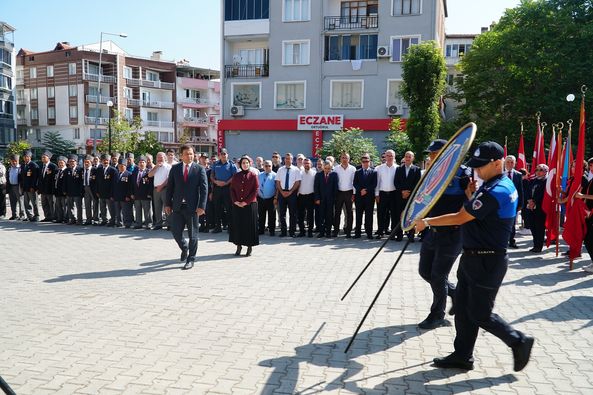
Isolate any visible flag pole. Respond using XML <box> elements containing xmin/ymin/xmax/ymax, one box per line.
<box><xmin>555</xmin><ymin>122</ymin><xmax>564</xmax><ymax>257</ymax></box>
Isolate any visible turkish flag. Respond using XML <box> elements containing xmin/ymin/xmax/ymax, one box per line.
<box><xmin>517</xmin><ymin>133</ymin><xmax>526</xmax><ymax>170</ymax></box>
<box><xmin>542</xmin><ymin>131</ymin><xmax>559</xmax><ymax>247</ymax></box>
<box><xmin>530</xmin><ymin>121</ymin><xmax>545</xmax><ymax>176</ymax></box>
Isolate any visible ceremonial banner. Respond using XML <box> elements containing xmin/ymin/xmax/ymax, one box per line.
<box><xmin>543</xmin><ymin>130</ymin><xmax>559</xmax><ymax>247</ymax></box>
<box><xmin>401</xmin><ymin>123</ymin><xmax>477</xmax><ymax>231</ymax></box>
<box><xmin>517</xmin><ymin>132</ymin><xmax>526</xmax><ymax>170</ymax></box>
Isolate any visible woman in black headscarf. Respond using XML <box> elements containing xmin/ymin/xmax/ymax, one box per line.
<box><xmin>229</xmin><ymin>156</ymin><xmax>260</xmax><ymax>256</ymax></box>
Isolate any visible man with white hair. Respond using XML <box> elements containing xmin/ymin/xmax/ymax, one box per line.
<box><xmin>504</xmin><ymin>155</ymin><xmax>524</xmax><ymax>248</ymax></box>
<box><xmin>374</xmin><ymin>149</ymin><xmax>398</xmax><ymax>239</ymax></box>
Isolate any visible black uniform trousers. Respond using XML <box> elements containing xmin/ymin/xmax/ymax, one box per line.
<box><xmin>0</xmin><ymin>183</ymin><xmax>7</xmax><ymax>216</ymax></box>
<box><xmin>318</xmin><ymin>198</ymin><xmax>335</xmax><ymax>236</ymax></box>
<box><xmin>7</xmin><ymin>184</ymin><xmax>24</xmax><ymax>218</ymax></box>
<box><xmin>169</xmin><ymin>204</ymin><xmax>199</xmax><ymax>261</ymax></box>
<box><xmin>377</xmin><ymin>191</ymin><xmax>397</xmax><ymax>235</ymax></box>
<box><xmin>453</xmin><ymin>253</ymin><xmax>523</xmax><ymax>359</ymax></box>
<box><xmin>529</xmin><ymin>208</ymin><xmax>546</xmax><ymax>249</ymax></box>
<box><xmin>419</xmin><ymin>228</ymin><xmax>461</xmax><ymax>319</ymax></box>
<box><xmin>212</xmin><ymin>185</ymin><xmax>231</xmax><ymax>230</ymax></box>
<box><xmin>395</xmin><ymin>195</ymin><xmax>414</xmax><ymax>239</ymax></box>
<box><xmin>584</xmin><ymin>216</ymin><xmax>593</xmax><ymax>258</ymax></box>
<box><xmin>297</xmin><ymin>193</ymin><xmax>315</xmax><ymax>235</ymax></box>
<box><xmin>40</xmin><ymin>193</ymin><xmax>54</xmax><ymax>220</ymax></box>
<box><xmin>278</xmin><ymin>192</ymin><xmax>298</xmax><ymax>235</ymax></box>
<box><xmin>354</xmin><ymin>194</ymin><xmax>374</xmax><ymax>236</ymax></box>
<box><xmin>333</xmin><ymin>190</ymin><xmax>353</xmax><ymax>235</ymax></box>
<box><xmin>258</xmin><ymin>196</ymin><xmax>276</xmax><ymax>235</ymax></box>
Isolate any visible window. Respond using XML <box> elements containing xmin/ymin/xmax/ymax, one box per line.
<box><xmin>386</xmin><ymin>79</ymin><xmax>409</xmax><ymax>116</ymax></box>
<box><xmin>124</xmin><ymin>66</ymin><xmax>132</xmax><ymax>79</ymax></box>
<box><xmin>282</xmin><ymin>40</ymin><xmax>310</xmax><ymax>65</ymax></box>
<box><xmin>30</xmin><ymin>87</ymin><xmax>38</xmax><ymax>100</ymax></box>
<box><xmin>88</xmin><ymin>107</ymin><xmax>102</xmax><ymax>118</ymax></box>
<box><xmin>36</xmin><ymin>129</ymin><xmax>41</xmax><ymax>141</ymax></box>
<box><xmin>0</xmin><ymin>49</ymin><xmax>12</xmax><ymax>65</ymax></box>
<box><xmin>392</xmin><ymin>0</ymin><xmax>421</xmax><ymax>15</ymax></box>
<box><xmin>283</xmin><ymin>0</ymin><xmax>310</xmax><ymax>21</ymax></box>
<box><xmin>16</xmin><ymin>89</ymin><xmax>24</xmax><ymax>100</ymax></box>
<box><xmin>30</xmin><ymin>67</ymin><xmax>37</xmax><ymax>79</ymax></box>
<box><xmin>65</xmin><ymin>51</ymin><xmax>71</xmax><ymax>58</ymax></box>
<box><xmin>90</xmin><ymin>129</ymin><xmax>103</xmax><ymax>139</ymax></box>
<box><xmin>147</xmin><ymin>112</ymin><xmax>158</xmax><ymax>121</ymax></box>
<box><xmin>231</xmin><ymin>83</ymin><xmax>261</xmax><ymax>108</ymax></box>
<box><xmin>236</xmin><ymin>48</ymin><xmax>264</xmax><ymax>65</ymax></box>
<box><xmin>47</xmin><ymin>65</ymin><xmax>54</xmax><ymax>78</ymax></box>
<box><xmin>447</xmin><ymin>74</ymin><xmax>455</xmax><ymax>86</ymax></box>
<box><xmin>16</xmin><ymin>69</ymin><xmax>23</xmax><ymax>80</ymax></box>
<box><xmin>275</xmin><ymin>81</ymin><xmax>305</xmax><ymax>109</ymax></box>
<box><xmin>69</xmin><ymin>84</ymin><xmax>77</xmax><ymax>97</ymax></box>
<box><xmin>124</xmin><ymin>108</ymin><xmax>133</xmax><ymax>120</ymax></box>
<box><xmin>0</xmin><ymin>74</ymin><xmax>11</xmax><ymax>90</ymax></box>
<box><xmin>391</xmin><ymin>35</ymin><xmax>420</xmax><ymax>62</ymax></box>
<box><xmin>341</xmin><ymin>1</ymin><xmax>379</xmax><ymax>21</ymax></box>
<box><xmin>47</xmin><ymin>86</ymin><xmax>55</xmax><ymax>98</ymax></box>
<box><xmin>146</xmin><ymin>71</ymin><xmax>159</xmax><ymax>82</ymax></box>
<box><xmin>330</xmin><ymin>80</ymin><xmax>363</xmax><ymax>108</ymax></box>
<box><xmin>31</xmin><ymin>108</ymin><xmax>39</xmax><ymax>120</ymax></box>
<box><xmin>74</xmin><ymin>128</ymin><xmax>80</xmax><ymax>139</ymax></box>
<box><xmin>17</xmin><ymin>107</ymin><xmax>25</xmax><ymax>120</ymax></box>
<box><xmin>48</xmin><ymin>106</ymin><xmax>56</xmax><ymax>119</ymax></box>
<box><xmin>324</xmin><ymin>34</ymin><xmax>377</xmax><ymax>61</ymax></box>
<box><xmin>185</xmin><ymin>89</ymin><xmax>200</xmax><ymax>99</ymax></box>
<box><xmin>69</xmin><ymin>105</ymin><xmax>78</xmax><ymax>118</ymax></box>
<box><xmin>445</xmin><ymin>43</ymin><xmax>471</xmax><ymax>58</ymax></box>
<box><xmin>124</xmin><ymin>87</ymin><xmax>133</xmax><ymax>99</ymax></box>
<box><xmin>68</xmin><ymin>62</ymin><xmax>76</xmax><ymax>75</ymax></box>
<box><xmin>224</xmin><ymin>0</ymin><xmax>270</xmax><ymax>21</ymax></box>
<box><xmin>88</xmin><ymin>63</ymin><xmax>100</xmax><ymax>75</ymax></box>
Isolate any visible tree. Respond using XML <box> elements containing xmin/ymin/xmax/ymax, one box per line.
<box><xmin>5</xmin><ymin>140</ymin><xmax>31</xmax><ymax>164</ymax></box>
<box><xmin>42</xmin><ymin>131</ymin><xmax>76</xmax><ymax>159</ymax></box>
<box><xmin>401</xmin><ymin>40</ymin><xmax>447</xmax><ymax>157</ymax></box>
<box><xmin>316</xmin><ymin>127</ymin><xmax>379</xmax><ymax>166</ymax></box>
<box><xmin>135</xmin><ymin>131</ymin><xmax>165</xmax><ymax>158</ymax></box>
<box><xmin>457</xmin><ymin>0</ymin><xmax>593</xmax><ymax>155</ymax></box>
<box><xmin>384</xmin><ymin>118</ymin><xmax>413</xmax><ymax>160</ymax></box>
<box><xmin>96</xmin><ymin>111</ymin><xmax>142</xmax><ymax>154</ymax></box>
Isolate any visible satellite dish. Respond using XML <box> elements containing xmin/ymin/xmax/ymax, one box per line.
<box><xmin>566</xmin><ymin>94</ymin><xmax>575</xmax><ymax>102</ymax></box>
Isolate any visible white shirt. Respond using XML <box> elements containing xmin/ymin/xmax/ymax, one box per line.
<box><xmin>249</xmin><ymin>167</ymin><xmax>260</xmax><ymax>176</ymax></box>
<box><xmin>153</xmin><ymin>163</ymin><xmax>172</xmax><ymax>186</ymax></box>
<box><xmin>333</xmin><ymin>163</ymin><xmax>356</xmax><ymax>191</ymax></box>
<box><xmin>276</xmin><ymin>165</ymin><xmax>302</xmax><ymax>190</ymax></box>
<box><xmin>299</xmin><ymin>168</ymin><xmax>317</xmax><ymax>195</ymax></box>
<box><xmin>375</xmin><ymin>163</ymin><xmax>397</xmax><ymax>195</ymax></box>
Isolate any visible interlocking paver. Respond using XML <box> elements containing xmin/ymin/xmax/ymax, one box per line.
<box><xmin>1</xmin><ymin>214</ymin><xmax>593</xmax><ymax>394</ymax></box>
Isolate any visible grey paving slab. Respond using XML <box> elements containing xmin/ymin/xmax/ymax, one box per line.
<box><xmin>1</xmin><ymin>215</ymin><xmax>592</xmax><ymax>394</ymax></box>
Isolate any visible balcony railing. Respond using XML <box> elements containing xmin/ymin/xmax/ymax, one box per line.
<box><xmin>16</xmin><ymin>98</ymin><xmax>26</xmax><ymax>105</ymax></box>
<box><xmin>83</xmin><ymin>73</ymin><xmax>117</xmax><ymax>84</ymax></box>
<box><xmin>16</xmin><ymin>118</ymin><xmax>27</xmax><ymax>125</ymax></box>
<box><xmin>86</xmin><ymin>95</ymin><xmax>116</xmax><ymax>104</ymax></box>
<box><xmin>142</xmin><ymin>100</ymin><xmax>174</xmax><ymax>109</ymax></box>
<box><xmin>224</xmin><ymin>64</ymin><xmax>269</xmax><ymax>78</ymax></box>
<box><xmin>125</xmin><ymin>77</ymin><xmax>140</xmax><ymax>86</ymax></box>
<box><xmin>126</xmin><ymin>98</ymin><xmax>141</xmax><ymax>106</ymax></box>
<box><xmin>141</xmin><ymin>80</ymin><xmax>175</xmax><ymax>89</ymax></box>
<box><xmin>189</xmin><ymin>136</ymin><xmax>216</xmax><ymax>144</ymax></box>
<box><xmin>145</xmin><ymin>120</ymin><xmax>174</xmax><ymax>128</ymax></box>
<box><xmin>84</xmin><ymin>116</ymin><xmax>109</xmax><ymax>125</ymax></box>
<box><xmin>181</xmin><ymin>97</ymin><xmax>218</xmax><ymax>106</ymax></box>
<box><xmin>324</xmin><ymin>15</ymin><xmax>378</xmax><ymax>30</ymax></box>
<box><xmin>182</xmin><ymin>117</ymin><xmax>212</xmax><ymax>127</ymax></box>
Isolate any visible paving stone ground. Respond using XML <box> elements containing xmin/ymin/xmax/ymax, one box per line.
<box><xmin>1</xmin><ymin>208</ymin><xmax>593</xmax><ymax>394</ymax></box>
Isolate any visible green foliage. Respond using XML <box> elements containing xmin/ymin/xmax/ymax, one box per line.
<box><xmin>384</xmin><ymin>118</ymin><xmax>413</xmax><ymax>160</ymax></box>
<box><xmin>317</xmin><ymin>127</ymin><xmax>379</xmax><ymax>165</ymax></box>
<box><xmin>7</xmin><ymin>140</ymin><xmax>31</xmax><ymax>158</ymax></box>
<box><xmin>42</xmin><ymin>131</ymin><xmax>76</xmax><ymax>159</ymax></box>
<box><xmin>458</xmin><ymin>0</ymin><xmax>593</xmax><ymax>155</ymax></box>
<box><xmin>96</xmin><ymin>111</ymin><xmax>164</xmax><ymax>158</ymax></box>
<box><xmin>401</xmin><ymin>41</ymin><xmax>447</xmax><ymax>157</ymax></box>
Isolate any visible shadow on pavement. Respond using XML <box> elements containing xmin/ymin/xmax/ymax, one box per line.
<box><xmin>503</xmin><ymin>268</ymin><xmax>585</xmax><ymax>288</ymax></box>
<box><xmin>510</xmin><ymin>295</ymin><xmax>593</xmax><ymax>330</ymax></box>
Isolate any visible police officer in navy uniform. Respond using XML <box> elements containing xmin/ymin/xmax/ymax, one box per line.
<box><xmin>417</xmin><ymin>139</ymin><xmax>472</xmax><ymax>330</ymax></box>
<box><xmin>112</xmin><ymin>157</ymin><xmax>133</xmax><ymax>228</ymax></box>
<box><xmin>95</xmin><ymin>154</ymin><xmax>117</xmax><ymax>226</ymax></box>
<box><xmin>65</xmin><ymin>154</ymin><xmax>84</xmax><ymax>225</ymax></box>
<box><xmin>21</xmin><ymin>150</ymin><xmax>40</xmax><ymax>222</ymax></box>
<box><xmin>415</xmin><ymin>141</ymin><xmax>534</xmax><ymax>372</ymax></box>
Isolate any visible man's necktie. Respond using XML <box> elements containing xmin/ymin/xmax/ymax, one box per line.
<box><xmin>184</xmin><ymin>165</ymin><xmax>189</xmax><ymax>182</ymax></box>
<box><xmin>85</xmin><ymin>169</ymin><xmax>89</xmax><ymax>186</ymax></box>
<box><xmin>137</xmin><ymin>171</ymin><xmax>142</xmax><ymax>186</ymax></box>
<box><xmin>284</xmin><ymin>168</ymin><xmax>290</xmax><ymax>190</ymax></box>
<box><xmin>43</xmin><ymin>165</ymin><xmax>47</xmax><ymax>179</ymax></box>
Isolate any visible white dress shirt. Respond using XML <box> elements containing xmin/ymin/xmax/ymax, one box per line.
<box><xmin>299</xmin><ymin>168</ymin><xmax>317</xmax><ymax>195</ymax></box>
<box><xmin>375</xmin><ymin>163</ymin><xmax>397</xmax><ymax>196</ymax></box>
<box><xmin>333</xmin><ymin>163</ymin><xmax>356</xmax><ymax>191</ymax></box>
<box><xmin>153</xmin><ymin>163</ymin><xmax>172</xmax><ymax>186</ymax></box>
<box><xmin>276</xmin><ymin>165</ymin><xmax>302</xmax><ymax>190</ymax></box>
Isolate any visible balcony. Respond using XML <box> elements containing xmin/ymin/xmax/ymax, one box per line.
<box><xmin>86</xmin><ymin>95</ymin><xmax>116</xmax><ymax>104</ymax></box>
<box><xmin>324</xmin><ymin>15</ymin><xmax>378</xmax><ymax>31</ymax></box>
<box><xmin>142</xmin><ymin>100</ymin><xmax>174</xmax><ymax>109</ymax></box>
<box><xmin>16</xmin><ymin>77</ymin><xmax>24</xmax><ymax>85</ymax></box>
<box><xmin>125</xmin><ymin>77</ymin><xmax>140</xmax><ymax>86</ymax></box>
<box><xmin>84</xmin><ymin>116</ymin><xmax>109</xmax><ymax>125</ymax></box>
<box><xmin>83</xmin><ymin>73</ymin><xmax>117</xmax><ymax>84</ymax></box>
<box><xmin>16</xmin><ymin>98</ymin><xmax>27</xmax><ymax>106</ymax></box>
<box><xmin>181</xmin><ymin>117</ymin><xmax>212</xmax><ymax>128</ymax></box>
<box><xmin>125</xmin><ymin>98</ymin><xmax>141</xmax><ymax>106</ymax></box>
<box><xmin>16</xmin><ymin>118</ymin><xmax>27</xmax><ymax>125</ymax></box>
<box><xmin>188</xmin><ymin>136</ymin><xmax>216</xmax><ymax>144</ymax></box>
<box><xmin>144</xmin><ymin>120</ymin><xmax>174</xmax><ymax>128</ymax></box>
<box><xmin>141</xmin><ymin>80</ymin><xmax>175</xmax><ymax>90</ymax></box>
<box><xmin>180</xmin><ymin>97</ymin><xmax>218</xmax><ymax>107</ymax></box>
<box><xmin>224</xmin><ymin>64</ymin><xmax>269</xmax><ymax>78</ymax></box>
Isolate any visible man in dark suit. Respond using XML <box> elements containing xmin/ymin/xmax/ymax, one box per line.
<box><xmin>53</xmin><ymin>156</ymin><xmax>68</xmax><ymax>223</ymax></box>
<box><xmin>39</xmin><ymin>151</ymin><xmax>57</xmax><ymax>222</ymax></box>
<box><xmin>165</xmin><ymin>145</ymin><xmax>208</xmax><ymax>270</ymax></box>
<box><xmin>353</xmin><ymin>153</ymin><xmax>377</xmax><ymax>239</ymax></box>
<box><xmin>112</xmin><ymin>158</ymin><xmax>133</xmax><ymax>228</ymax></box>
<box><xmin>504</xmin><ymin>155</ymin><xmax>524</xmax><ymax>248</ymax></box>
<box><xmin>394</xmin><ymin>151</ymin><xmax>422</xmax><ymax>241</ymax></box>
<box><xmin>131</xmin><ymin>156</ymin><xmax>153</xmax><ymax>229</ymax></box>
<box><xmin>95</xmin><ymin>154</ymin><xmax>117</xmax><ymax>226</ymax></box>
<box><xmin>314</xmin><ymin>160</ymin><xmax>338</xmax><ymax>238</ymax></box>
<box><xmin>21</xmin><ymin>150</ymin><xmax>40</xmax><ymax>221</ymax></box>
<box><xmin>65</xmin><ymin>154</ymin><xmax>84</xmax><ymax>225</ymax></box>
<box><xmin>82</xmin><ymin>155</ymin><xmax>97</xmax><ymax>225</ymax></box>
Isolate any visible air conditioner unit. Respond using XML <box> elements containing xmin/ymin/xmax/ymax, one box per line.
<box><xmin>387</xmin><ymin>105</ymin><xmax>401</xmax><ymax>116</ymax></box>
<box><xmin>230</xmin><ymin>105</ymin><xmax>244</xmax><ymax>116</ymax></box>
<box><xmin>377</xmin><ymin>46</ymin><xmax>390</xmax><ymax>58</ymax></box>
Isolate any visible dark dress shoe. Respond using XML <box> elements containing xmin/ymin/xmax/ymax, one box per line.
<box><xmin>317</xmin><ymin>233</ymin><xmax>325</xmax><ymax>238</ymax></box>
<box><xmin>245</xmin><ymin>246</ymin><xmax>252</xmax><ymax>257</ymax></box>
<box><xmin>433</xmin><ymin>353</ymin><xmax>474</xmax><ymax>370</ymax></box>
<box><xmin>84</xmin><ymin>221</ymin><xmax>93</xmax><ymax>225</ymax></box>
<box><xmin>345</xmin><ymin>234</ymin><xmax>352</xmax><ymax>239</ymax></box>
<box><xmin>133</xmin><ymin>226</ymin><xmax>142</xmax><ymax>229</ymax></box>
<box><xmin>375</xmin><ymin>234</ymin><xmax>383</xmax><ymax>239</ymax></box>
<box><xmin>152</xmin><ymin>225</ymin><xmax>162</xmax><ymax>230</ymax></box>
<box><xmin>29</xmin><ymin>217</ymin><xmax>38</xmax><ymax>222</ymax></box>
<box><xmin>212</xmin><ymin>228</ymin><xmax>222</xmax><ymax>233</ymax></box>
<box><xmin>307</xmin><ymin>232</ymin><xmax>313</xmax><ymax>237</ymax></box>
<box><xmin>297</xmin><ymin>233</ymin><xmax>306</xmax><ymax>237</ymax></box>
<box><xmin>509</xmin><ymin>241</ymin><xmax>519</xmax><ymax>249</ymax></box>
<box><xmin>279</xmin><ymin>232</ymin><xmax>287</xmax><ymax>237</ymax></box>
<box><xmin>367</xmin><ymin>234</ymin><xmax>374</xmax><ymax>240</ymax></box>
<box><xmin>8</xmin><ymin>216</ymin><xmax>16</xmax><ymax>220</ymax></box>
<box><xmin>512</xmin><ymin>336</ymin><xmax>534</xmax><ymax>372</ymax></box>
<box><xmin>529</xmin><ymin>248</ymin><xmax>542</xmax><ymax>252</ymax></box>
<box><xmin>290</xmin><ymin>233</ymin><xmax>297</xmax><ymax>238</ymax></box>
<box><xmin>332</xmin><ymin>231</ymin><xmax>338</xmax><ymax>237</ymax></box>
<box><xmin>180</xmin><ymin>248</ymin><xmax>188</xmax><ymax>262</ymax></box>
<box><xmin>448</xmin><ymin>295</ymin><xmax>456</xmax><ymax>316</ymax></box>
<box><xmin>418</xmin><ymin>315</ymin><xmax>451</xmax><ymax>330</ymax></box>
<box><xmin>182</xmin><ymin>260</ymin><xmax>194</xmax><ymax>270</ymax></box>
<box><xmin>353</xmin><ymin>234</ymin><xmax>362</xmax><ymax>239</ymax></box>
<box><xmin>235</xmin><ymin>245</ymin><xmax>242</xmax><ymax>256</ymax></box>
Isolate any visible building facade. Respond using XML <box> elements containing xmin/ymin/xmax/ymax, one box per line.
<box><xmin>219</xmin><ymin>0</ymin><xmax>447</xmax><ymax>158</ymax></box>
<box><xmin>0</xmin><ymin>22</ymin><xmax>16</xmax><ymax>154</ymax></box>
<box><xmin>15</xmin><ymin>41</ymin><xmax>178</xmax><ymax>154</ymax></box>
<box><xmin>443</xmin><ymin>33</ymin><xmax>476</xmax><ymax>121</ymax></box>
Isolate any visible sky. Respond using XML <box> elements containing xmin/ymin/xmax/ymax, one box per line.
<box><xmin>3</xmin><ymin>0</ymin><xmax>521</xmax><ymax>70</ymax></box>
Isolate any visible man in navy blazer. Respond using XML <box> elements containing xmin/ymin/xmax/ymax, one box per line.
<box><xmin>393</xmin><ymin>151</ymin><xmax>421</xmax><ymax>241</ymax></box>
<box><xmin>353</xmin><ymin>153</ymin><xmax>377</xmax><ymax>239</ymax></box>
<box><xmin>314</xmin><ymin>160</ymin><xmax>338</xmax><ymax>238</ymax></box>
<box><xmin>165</xmin><ymin>145</ymin><xmax>208</xmax><ymax>270</ymax></box>
<box><xmin>504</xmin><ymin>155</ymin><xmax>524</xmax><ymax>248</ymax></box>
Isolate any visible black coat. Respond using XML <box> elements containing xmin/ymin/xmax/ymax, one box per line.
<box><xmin>65</xmin><ymin>166</ymin><xmax>84</xmax><ymax>197</ymax></box>
<box><xmin>112</xmin><ymin>170</ymin><xmax>133</xmax><ymax>202</ymax></box>
<box><xmin>38</xmin><ymin>162</ymin><xmax>57</xmax><ymax>194</ymax></box>
<box><xmin>131</xmin><ymin>167</ymin><xmax>153</xmax><ymax>200</ymax></box>
<box><xmin>81</xmin><ymin>166</ymin><xmax>97</xmax><ymax>194</ymax></box>
<box><xmin>353</xmin><ymin>167</ymin><xmax>377</xmax><ymax>198</ymax></box>
<box><xmin>165</xmin><ymin>162</ymin><xmax>208</xmax><ymax>212</ymax></box>
<box><xmin>526</xmin><ymin>177</ymin><xmax>546</xmax><ymax>212</ymax></box>
<box><xmin>21</xmin><ymin>160</ymin><xmax>40</xmax><ymax>191</ymax></box>
<box><xmin>504</xmin><ymin>169</ymin><xmax>524</xmax><ymax>210</ymax></box>
<box><xmin>314</xmin><ymin>172</ymin><xmax>339</xmax><ymax>202</ymax></box>
<box><xmin>95</xmin><ymin>165</ymin><xmax>117</xmax><ymax>199</ymax></box>
<box><xmin>53</xmin><ymin>167</ymin><xmax>67</xmax><ymax>197</ymax></box>
<box><xmin>394</xmin><ymin>164</ymin><xmax>421</xmax><ymax>192</ymax></box>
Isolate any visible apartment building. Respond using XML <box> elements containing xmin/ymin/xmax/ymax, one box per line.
<box><xmin>176</xmin><ymin>64</ymin><xmax>220</xmax><ymax>156</ymax></box>
<box><xmin>0</xmin><ymin>21</ymin><xmax>16</xmax><ymax>154</ymax></box>
<box><xmin>15</xmin><ymin>41</ymin><xmax>177</xmax><ymax>154</ymax></box>
<box><xmin>219</xmin><ymin>0</ymin><xmax>447</xmax><ymax>158</ymax></box>
<box><xmin>443</xmin><ymin>33</ymin><xmax>476</xmax><ymax>121</ymax></box>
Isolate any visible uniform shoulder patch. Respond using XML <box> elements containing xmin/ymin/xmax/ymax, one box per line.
<box><xmin>472</xmin><ymin>199</ymin><xmax>483</xmax><ymax>210</ymax></box>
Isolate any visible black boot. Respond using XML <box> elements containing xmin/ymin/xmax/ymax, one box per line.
<box><xmin>245</xmin><ymin>246</ymin><xmax>252</xmax><ymax>257</ymax></box>
<box><xmin>235</xmin><ymin>245</ymin><xmax>242</xmax><ymax>256</ymax></box>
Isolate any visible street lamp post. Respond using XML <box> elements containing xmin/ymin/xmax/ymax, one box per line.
<box><xmin>107</xmin><ymin>100</ymin><xmax>114</xmax><ymax>154</ymax></box>
<box><xmin>92</xmin><ymin>31</ymin><xmax>127</xmax><ymax>154</ymax></box>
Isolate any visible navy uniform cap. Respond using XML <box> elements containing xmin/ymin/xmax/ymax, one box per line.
<box><xmin>23</xmin><ymin>150</ymin><xmax>33</xmax><ymax>157</ymax></box>
<box><xmin>42</xmin><ymin>150</ymin><xmax>53</xmax><ymax>158</ymax></box>
<box><xmin>465</xmin><ymin>141</ymin><xmax>505</xmax><ymax>168</ymax></box>
<box><xmin>9</xmin><ymin>154</ymin><xmax>19</xmax><ymax>161</ymax></box>
<box><xmin>117</xmin><ymin>157</ymin><xmax>126</xmax><ymax>165</ymax></box>
<box><xmin>424</xmin><ymin>139</ymin><xmax>447</xmax><ymax>153</ymax></box>
<box><xmin>84</xmin><ymin>155</ymin><xmax>93</xmax><ymax>161</ymax></box>
<box><xmin>126</xmin><ymin>153</ymin><xmax>134</xmax><ymax>159</ymax></box>
<box><xmin>68</xmin><ymin>154</ymin><xmax>78</xmax><ymax>161</ymax></box>
<box><xmin>100</xmin><ymin>153</ymin><xmax>110</xmax><ymax>160</ymax></box>
<box><xmin>57</xmin><ymin>156</ymin><xmax>67</xmax><ymax>162</ymax></box>
<box><xmin>138</xmin><ymin>155</ymin><xmax>147</xmax><ymax>162</ymax></box>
